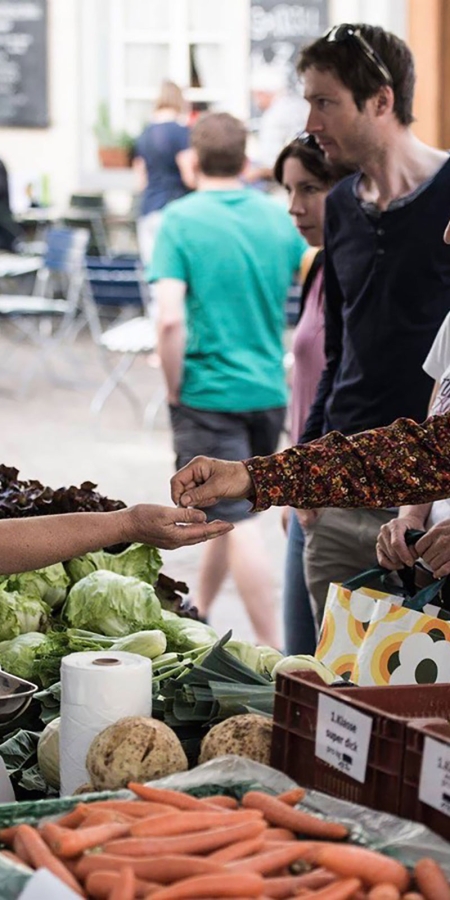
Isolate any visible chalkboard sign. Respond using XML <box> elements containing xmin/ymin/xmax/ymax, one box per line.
<box><xmin>0</xmin><ymin>0</ymin><xmax>48</xmax><ymax>127</ymax></box>
<box><xmin>251</xmin><ymin>0</ymin><xmax>328</xmax><ymax>89</ymax></box>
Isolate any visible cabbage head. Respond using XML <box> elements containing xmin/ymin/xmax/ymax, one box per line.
<box><xmin>6</xmin><ymin>563</ymin><xmax>70</xmax><ymax>609</ymax></box>
<box><xmin>0</xmin><ymin>590</ymin><xmax>50</xmax><ymax>641</ymax></box>
<box><xmin>160</xmin><ymin>610</ymin><xmax>217</xmax><ymax>653</ymax></box>
<box><xmin>271</xmin><ymin>654</ymin><xmax>335</xmax><ymax>684</ymax></box>
<box><xmin>0</xmin><ymin>632</ymin><xmax>49</xmax><ymax>680</ymax></box>
<box><xmin>65</xmin><ymin>543</ymin><xmax>162</xmax><ymax>586</ymax></box>
<box><xmin>224</xmin><ymin>640</ymin><xmax>283</xmax><ymax>677</ymax></box>
<box><xmin>62</xmin><ymin>571</ymin><xmax>162</xmax><ymax>636</ymax></box>
<box><xmin>37</xmin><ymin>717</ymin><xmax>60</xmax><ymax>789</ymax></box>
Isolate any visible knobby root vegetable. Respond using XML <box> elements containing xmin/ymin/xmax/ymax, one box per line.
<box><xmin>414</xmin><ymin>858</ymin><xmax>450</xmax><ymax>900</ymax></box>
<box><xmin>242</xmin><ymin>792</ymin><xmax>348</xmax><ymax>841</ymax></box>
<box><xmin>199</xmin><ymin>714</ymin><xmax>273</xmax><ymax>766</ymax></box>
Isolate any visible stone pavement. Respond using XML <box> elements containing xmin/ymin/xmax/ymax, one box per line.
<box><xmin>0</xmin><ymin>327</ymin><xmax>287</xmax><ymax>645</ymax></box>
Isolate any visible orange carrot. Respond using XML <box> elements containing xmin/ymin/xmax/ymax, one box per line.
<box><xmin>85</xmin><ymin>869</ymin><xmax>157</xmax><ymax>899</ymax></box>
<box><xmin>310</xmin><ymin>879</ymin><xmax>363</xmax><ymax>900</ymax></box>
<box><xmin>264</xmin><ymin>828</ymin><xmax>296</xmax><ymax>842</ymax></box>
<box><xmin>241</xmin><ymin>792</ymin><xmax>348</xmax><ymax>841</ymax></box>
<box><xmin>199</xmin><ymin>795</ymin><xmax>239</xmax><ymax>810</ymax></box>
<box><xmin>79</xmin><ymin>799</ymin><xmax>177</xmax><ymax>818</ymax></box>
<box><xmin>54</xmin><ymin>806</ymin><xmax>87</xmax><ymax>829</ymax></box>
<box><xmin>414</xmin><ymin>858</ymin><xmax>450</xmax><ymax>900</ymax></box>
<box><xmin>13</xmin><ymin>825</ymin><xmax>84</xmax><ymax>895</ymax></box>
<box><xmin>147</xmin><ymin>872</ymin><xmax>264</xmax><ymax>900</ymax></box>
<box><xmin>403</xmin><ymin>894</ymin><xmax>425</xmax><ymax>900</ymax></box>
<box><xmin>210</xmin><ymin>836</ymin><xmax>265</xmax><ymax>864</ymax></box>
<box><xmin>276</xmin><ymin>788</ymin><xmax>306</xmax><ymax>807</ymax></box>
<box><xmin>314</xmin><ymin>845</ymin><xmax>410</xmax><ymax>892</ymax></box>
<box><xmin>76</xmin><ymin>852</ymin><xmax>223</xmax><ymax>883</ymax></box>
<box><xmin>78</xmin><ymin>808</ymin><xmax>134</xmax><ymax>828</ymax></box>
<box><xmin>230</xmin><ymin>842</ymin><xmax>321</xmax><ymax>875</ymax></box>
<box><xmin>0</xmin><ymin>848</ymin><xmax>33</xmax><ymax>869</ymax></box>
<box><xmin>367</xmin><ymin>885</ymin><xmax>400</xmax><ymax>900</ymax></box>
<box><xmin>106</xmin><ymin>819</ymin><xmax>266</xmax><ymax>857</ymax></box>
<box><xmin>108</xmin><ymin>864</ymin><xmax>136</xmax><ymax>900</ymax></box>
<box><xmin>264</xmin><ymin>870</ymin><xmax>337</xmax><ymax>897</ymax></box>
<box><xmin>41</xmin><ymin>819</ymin><xmax>130</xmax><ymax>857</ymax></box>
<box><xmin>128</xmin><ymin>783</ymin><xmax>217</xmax><ymax>811</ymax></box>
<box><xmin>0</xmin><ymin>826</ymin><xmax>19</xmax><ymax>847</ymax></box>
<box><xmin>130</xmin><ymin>810</ymin><xmax>260</xmax><ymax>838</ymax></box>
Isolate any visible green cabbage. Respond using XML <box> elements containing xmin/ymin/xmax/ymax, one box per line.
<box><xmin>6</xmin><ymin>563</ymin><xmax>70</xmax><ymax>609</ymax></box>
<box><xmin>224</xmin><ymin>640</ymin><xmax>283</xmax><ymax>677</ymax></box>
<box><xmin>37</xmin><ymin>717</ymin><xmax>60</xmax><ymax>789</ymax></box>
<box><xmin>65</xmin><ymin>543</ymin><xmax>163</xmax><ymax>586</ymax></box>
<box><xmin>0</xmin><ymin>632</ymin><xmax>49</xmax><ymax>680</ymax></box>
<box><xmin>62</xmin><ymin>571</ymin><xmax>162</xmax><ymax>636</ymax></box>
<box><xmin>160</xmin><ymin>610</ymin><xmax>217</xmax><ymax>653</ymax></box>
<box><xmin>0</xmin><ymin>590</ymin><xmax>50</xmax><ymax>641</ymax></box>
<box><xmin>271</xmin><ymin>654</ymin><xmax>335</xmax><ymax>684</ymax></box>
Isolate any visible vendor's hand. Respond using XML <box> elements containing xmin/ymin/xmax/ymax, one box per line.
<box><xmin>415</xmin><ymin>520</ymin><xmax>450</xmax><ymax>578</ymax></box>
<box><xmin>376</xmin><ymin>515</ymin><xmax>424</xmax><ymax>569</ymax></box>
<box><xmin>171</xmin><ymin>456</ymin><xmax>253</xmax><ymax>508</ymax></box>
<box><xmin>124</xmin><ymin>503</ymin><xmax>233</xmax><ymax>549</ymax></box>
<box><xmin>295</xmin><ymin>508</ymin><xmax>321</xmax><ymax>529</ymax></box>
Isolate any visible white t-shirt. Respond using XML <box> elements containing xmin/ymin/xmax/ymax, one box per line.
<box><xmin>423</xmin><ymin>310</ymin><xmax>450</xmax><ymax>526</ymax></box>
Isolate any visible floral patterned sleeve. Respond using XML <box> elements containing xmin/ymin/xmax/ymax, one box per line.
<box><xmin>244</xmin><ymin>414</ymin><xmax>450</xmax><ymax>512</ymax></box>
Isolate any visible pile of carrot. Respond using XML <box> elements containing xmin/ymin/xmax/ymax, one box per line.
<box><xmin>0</xmin><ymin>783</ymin><xmax>448</xmax><ymax>900</ymax></box>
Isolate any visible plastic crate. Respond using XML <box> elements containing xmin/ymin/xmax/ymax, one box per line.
<box><xmin>401</xmin><ymin>718</ymin><xmax>450</xmax><ymax>841</ymax></box>
<box><xmin>270</xmin><ymin>671</ymin><xmax>450</xmax><ymax>815</ymax></box>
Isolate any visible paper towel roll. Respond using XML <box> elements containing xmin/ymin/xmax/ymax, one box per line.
<box><xmin>60</xmin><ymin>650</ymin><xmax>152</xmax><ymax>797</ymax></box>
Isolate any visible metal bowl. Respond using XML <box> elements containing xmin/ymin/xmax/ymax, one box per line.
<box><xmin>0</xmin><ymin>671</ymin><xmax>38</xmax><ymax>723</ymax></box>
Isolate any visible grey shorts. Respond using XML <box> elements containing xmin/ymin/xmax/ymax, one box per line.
<box><xmin>169</xmin><ymin>403</ymin><xmax>286</xmax><ymax>523</ymax></box>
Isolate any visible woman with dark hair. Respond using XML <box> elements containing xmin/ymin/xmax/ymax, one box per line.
<box><xmin>274</xmin><ymin>135</ymin><xmax>353</xmax><ymax>654</ymax></box>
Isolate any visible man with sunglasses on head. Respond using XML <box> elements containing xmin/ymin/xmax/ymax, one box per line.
<box><xmin>289</xmin><ymin>24</ymin><xmax>450</xmax><ymax>627</ymax></box>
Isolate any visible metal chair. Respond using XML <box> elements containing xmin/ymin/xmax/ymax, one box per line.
<box><xmin>0</xmin><ymin>226</ymin><xmax>89</xmax><ymax>393</ymax></box>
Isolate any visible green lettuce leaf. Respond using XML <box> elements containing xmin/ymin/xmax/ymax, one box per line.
<box><xmin>62</xmin><ymin>571</ymin><xmax>161</xmax><ymax>636</ymax></box>
<box><xmin>0</xmin><ymin>592</ymin><xmax>50</xmax><ymax>642</ymax></box>
<box><xmin>65</xmin><ymin>543</ymin><xmax>163</xmax><ymax>586</ymax></box>
<box><xmin>5</xmin><ymin>564</ymin><xmax>70</xmax><ymax>609</ymax></box>
<box><xmin>0</xmin><ymin>633</ymin><xmax>49</xmax><ymax>681</ymax></box>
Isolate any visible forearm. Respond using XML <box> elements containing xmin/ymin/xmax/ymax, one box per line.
<box><xmin>158</xmin><ymin>323</ymin><xmax>185</xmax><ymax>403</ymax></box>
<box><xmin>245</xmin><ymin>414</ymin><xmax>450</xmax><ymax>512</ymax></box>
<box><xmin>397</xmin><ymin>503</ymin><xmax>432</xmax><ymax>526</ymax></box>
<box><xmin>0</xmin><ymin>510</ymin><xmax>132</xmax><ymax>574</ymax></box>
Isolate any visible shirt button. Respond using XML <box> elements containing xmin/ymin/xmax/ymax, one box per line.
<box><xmin>376</xmin><ymin>248</ymin><xmax>385</xmax><ymax>256</ymax></box>
<box><xmin>377</xmin><ymin>227</ymin><xmax>385</xmax><ymax>236</ymax></box>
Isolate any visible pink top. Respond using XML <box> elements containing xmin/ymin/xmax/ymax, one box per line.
<box><xmin>290</xmin><ymin>266</ymin><xmax>325</xmax><ymax>443</ymax></box>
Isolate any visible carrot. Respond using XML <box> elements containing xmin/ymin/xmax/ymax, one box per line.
<box><xmin>241</xmin><ymin>792</ymin><xmax>348</xmax><ymax>841</ymax></box>
<box><xmin>210</xmin><ymin>836</ymin><xmax>265</xmax><ymax>864</ymax></box>
<box><xmin>199</xmin><ymin>795</ymin><xmax>239</xmax><ymax>809</ymax></box>
<box><xmin>76</xmin><ymin>852</ymin><xmax>223</xmax><ymax>883</ymax></box>
<box><xmin>367</xmin><ymin>886</ymin><xmax>400</xmax><ymax>900</ymax></box>
<box><xmin>0</xmin><ymin>825</ymin><xmax>19</xmax><ymax>847</ymax></box>
<box><xmin>55</xmin><ymin>806</ymin><xmax>87</xmax><ymax>828</ymax></box>
<box><xmin>230</xmin><ymin>842</ymin><xmax>322</xmax><ymax>875</ymax></box>
<box><xmin>276</xmin><ymin>788</ymin><xmax>306</xmax><ymax>807</ymax></box>
<box><xmin>78</xmin><ymin>808</ymin><xmax>134</xmax><ymax>828</ymax></box>
<box><xmin>314</xmin><ymin>845</ymin><xmax>410</xmax><ymax>892</ymax></box>
<box><xmin>308</xmin><ymin>879</ymin><xmax>362</xmax><ymax>900</ymax></box>
<box><xmin>85</xmin><ymin>869</ymin><xmax>157</xmax><ymax>899</ymax></box>
<box><xmin>13</xmin><ymin>825</ymin><xmax>84</xmax><ymax>896</ymax></box>
<box><xmin>414</xmin><ymin>858</ymin><xmax>450</xmax><ymax>900</ymax></box>
<box><xmin>108</xmin><ymin>864</ymin><xmax>136</xmax><ymax>900</ymax></box>
<box><xmin>106</xmin><ymin>819</ymin><xmax>266</xmax><ymax>857</ymax></box>
<box><xmin>264</xmin><ymin>828</ymin><xmax>296</xmax><ymax>842</ymax></box>
<box><xmin>128</xmin><ymin>783</ymin><xmax>217</xmax><ymax>811</ymax></box>
<box><xmin>0</xmin><ymin>848</ymin><xmax>33</xmax><ymax>869</ymax></box>
<box><xmin>130</xmin><ymin>810</ymin><xmax>261</xmax><ymax>838</ymax></box>
<box><xmin>147</xmin><ymin>872</ymin><xmax>264</xmax><ymax>900</ymax></box>
<box><xmin>41</xmin><ymin>819</ymin><xmax>131</xmax><ymax>857</ymax></box>
<box><xmin>78</xmin><ymin>799</ymin><xmax>177</xmax><ymax>818</ymax></box>
<box><xmin>403</xmin><ymin>894</ymin><xmax>425</xmax><ymax>900</ymax></box>
<box><xmin>264</xmin><ymin>870</ymin><xmax>337</xmax><ymax>897</ymax></box>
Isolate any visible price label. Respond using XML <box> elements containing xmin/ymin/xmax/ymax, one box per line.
<box><xmin>18</xmin><ymin>869</ymin><xmax>81</xmax><ymax>900</ymax></box>
<box><xmin>419</xmin><ymin>736</ymin><xmax>450</xmax><ymax>817</ymax></box>
<box><xmin>315</xmin><ymin>694</ymin><xmax>372</xmax><ymax>784</ymax></box>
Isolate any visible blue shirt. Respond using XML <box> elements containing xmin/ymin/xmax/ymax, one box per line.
<box><xmin>135</xmin><ymin>121</ymin><xmax>190</xmax><ymax>215</ymax></box>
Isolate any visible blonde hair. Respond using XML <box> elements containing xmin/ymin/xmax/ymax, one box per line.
<box><xmin>155</xmin><ymin>81</ymin><xmax>185</xmax><ymax>115</ymax></box>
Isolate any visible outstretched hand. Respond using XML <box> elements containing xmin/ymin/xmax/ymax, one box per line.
<box><xmin>170</xmin><ymin>456</ymin><xmax>253</xmax><ymax>509</ymax></box>
<box><xmin>126</xmin><ymin>503</ymin><xmax>233</xmax><ymax>549</ymax></box>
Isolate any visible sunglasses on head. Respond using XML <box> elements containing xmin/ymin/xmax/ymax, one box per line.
<box><xmin>325</xmin><ymin>24</ymin><xmax>393</xmax><ymax>86</ymax></box>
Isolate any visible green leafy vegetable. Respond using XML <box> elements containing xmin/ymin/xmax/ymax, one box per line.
<box><xmin>0</xmin><ymin>593</ymin><xmax>50</xmax><ymax>642</ymax></box>
<box><xmin>5</xmin><ymin>564</ymin><xmax>70</xmax><ymax>609</ymax></box>
<box><xmin>0</xmin><ymin>633</ymin><xmax>49</xmax><ymax>681</ymax></box>
<box><xmin>224</xmin><ymin>640</ymin><xmax>283</xmax><ymax>677</ymax></box>
<box><xmin>65</xmin><ymin>543</ymin><xmax>162</xmax><ymax>586</ymax></box>
<box><xmin>62</xmin><ymin>571</ymin><xmax>161</xmax><ymax>636</ymax></box>
<box><xmin>160</xmin><ymin>610</ymin><xmax>217</xmax><ymax>653</ymax></box>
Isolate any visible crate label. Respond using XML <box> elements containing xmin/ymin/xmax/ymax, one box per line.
<box><xmin>18</xmin><ymin>870</ymin><xmax>81</xmax><ymax>900</ymax></box>
<box><xmin>315</xmin><ymin>694</ymin><xmax>372</xmax><ymax>784</ymax></box>
<box><xmin>419</xmin><ymin>736</ymin><xmax>450</xmax><ymax>817</ymax></box>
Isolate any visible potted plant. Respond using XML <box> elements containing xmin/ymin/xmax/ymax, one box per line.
<box><xmin>94</xmin><ymin>103</ymin><xmax>134</xmax><ymax>168</ymax></box>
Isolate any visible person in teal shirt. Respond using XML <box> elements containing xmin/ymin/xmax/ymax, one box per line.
<box><xmin>150</xmin><ymin>112</ymin><xmax>306</xmax><ymax>646</ymax></box>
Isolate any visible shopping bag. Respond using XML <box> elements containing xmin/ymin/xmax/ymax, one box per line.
<box><xmin>315</xmin><ymin>563</ymin><xmax>450</xmax><ymax>686</ymax></box>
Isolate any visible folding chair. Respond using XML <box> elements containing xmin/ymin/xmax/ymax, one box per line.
<box><xmin>0</xmin><ymin>227</ymin><xmax>89</xmax><ymax>394</ymax></box>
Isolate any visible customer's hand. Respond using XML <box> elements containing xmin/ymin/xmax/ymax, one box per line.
<box><xmin>376</xmin><ymin>514</ymin><xmax>425</xmax><ymax>569</ymax></box>
<box><xmin>415</xmin><ymin>520</ymin><xmax>450</xmax><ymax>577</ymax></box>
<box><xmin>124</xmin><ymin>503</ymin><xmax>233</xmax><ymax>549</ymax></box>
<box><xmin>171</xmin><ymin>456</ymin><xmax>253</xmax><ymax>508</ymax></box>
